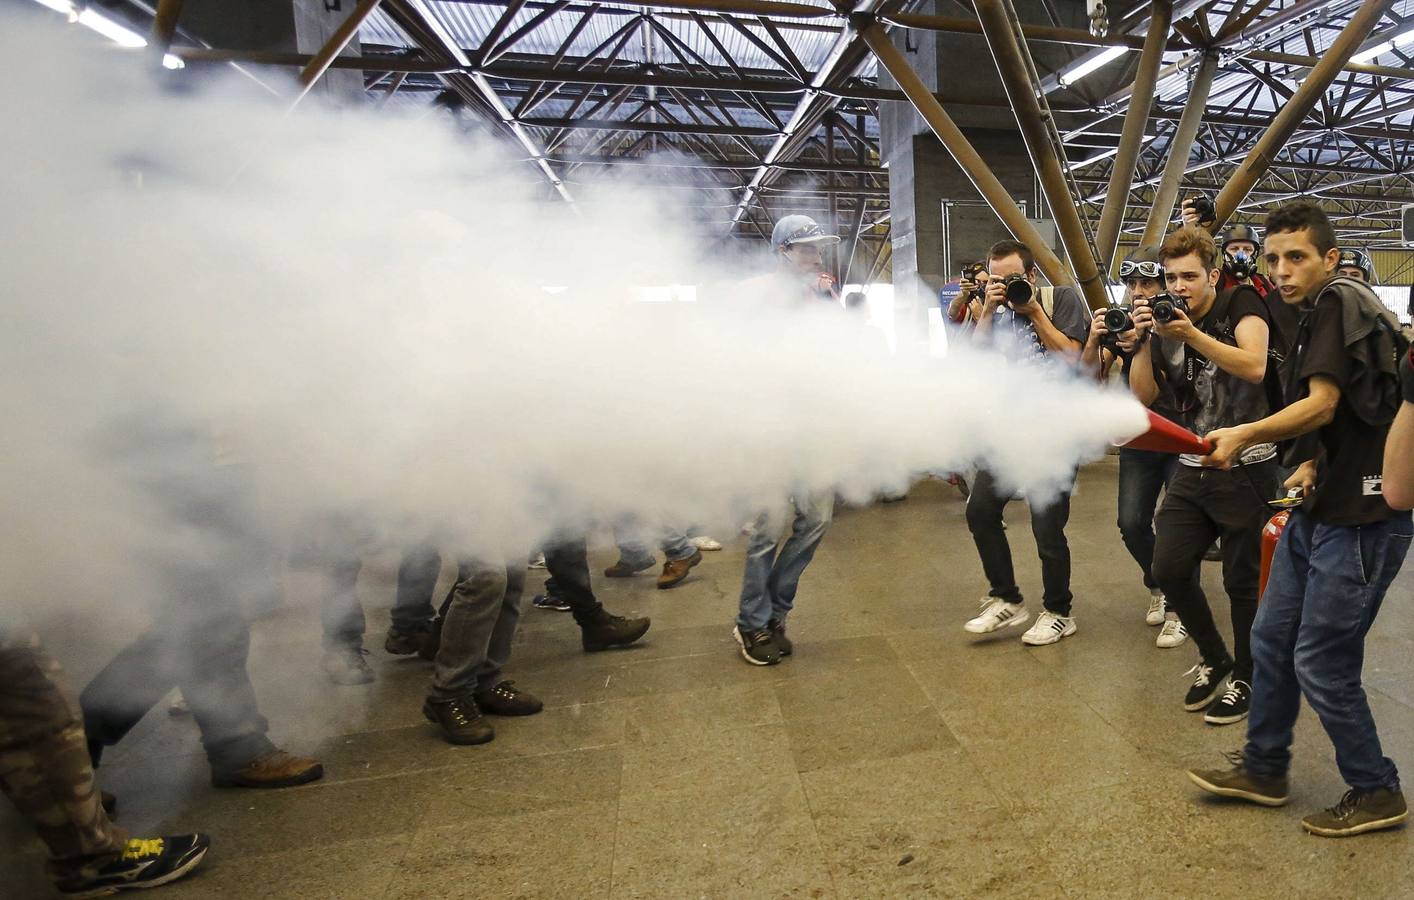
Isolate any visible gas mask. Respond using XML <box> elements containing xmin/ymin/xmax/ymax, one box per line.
<box><xmin>1226</xmin><ymin>250</ymin><xmax>1255</xmax><ymax>281</ymax></box>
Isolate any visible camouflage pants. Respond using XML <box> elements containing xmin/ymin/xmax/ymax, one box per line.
<box><xmin>0</xmin><ymin>631</ymin><xmax>127</xmax><ymax>873</ymax></box>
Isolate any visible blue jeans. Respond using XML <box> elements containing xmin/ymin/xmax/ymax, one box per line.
<box><xmin>613</xmin><ymin>519</ymin><xmax>694</xmax><ymax>566</ymax></box>
<box><xmin>737</xmin><ymin>493</ymin><xmax>834</xmax><ymax>630</ymax></box>
<box><xmin>320</xmin><ymin>544</ymin><xmax>441</xmax><ymax>647</ymax></box>
<box><xmin>1244</xmin><ymin>509</ymin><xmax>1413</xmax><ymax>791</ymax></box>
<box><xmin>1117</xmin><ymin>448</ymin><xmax>1177</xmax><ymax>590</ymax></box>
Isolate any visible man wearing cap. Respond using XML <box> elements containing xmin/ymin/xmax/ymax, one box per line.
<box><xmin>731</xmin><ymin>215</ymin><xmax>840</xmax><ymax>666</ymax></box>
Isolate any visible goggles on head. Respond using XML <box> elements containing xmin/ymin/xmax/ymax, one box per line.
<box><xmin>1119</xmin><ymin>259</ymin><xmax>1164</xmax><ymax>280</ymax></box>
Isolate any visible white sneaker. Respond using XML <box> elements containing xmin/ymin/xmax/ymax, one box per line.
<box><xmin>1156</xmin><ymin>618</ymin><xmax>1188</xmax><ymax>648</ymax></box>
<box><xmin>1145</xmin><ymin>591</ymin><xmax>1166</xmax><ymax>626</ymax></box>
<box><xmin>690</xmin><ymin>535</ymin><xmax>723</xmax><ymax>551</ymax></box>
<box><xmin>964</xmin><ymin>598</ymin><xmax>1029</xmax><ymax>634</ymax></box>
<box><xmin>1022</xmin><ymin>611</ymin><xmax>1077</xmax><ymax>646</ymax></box>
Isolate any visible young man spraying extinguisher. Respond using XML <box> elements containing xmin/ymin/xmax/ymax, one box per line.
<box><xmin>1187</xmin><ymin>201</ymin><xmax>1413</xmax><ymax>838</ymax></box>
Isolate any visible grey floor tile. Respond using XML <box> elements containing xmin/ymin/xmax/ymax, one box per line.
<box><xmin>398</xmin><ymin>801</ymin><xmax>617</xmax><ymax>900</ymax></box>
<box><xmin>612</xmin><ymin>776</ymin><xmax>834</xmax><ymax>899</ymax></box>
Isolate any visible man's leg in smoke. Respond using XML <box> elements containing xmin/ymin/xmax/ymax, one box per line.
<box><xmin>737</xmin><ymin>511</ymin><xmax>782</xmax><ymax>632</ymax></box>
<box><xmin>656</xmin><ymin>526</ymin><xmax>703</xmax><ymax>589</ymax></box>
<box><xmin>607</xmin><ymin>518</ymin><xmax>658</xmax><ymax>577</ymax></box>
<box><xmin>318</xmin><ymin>557</ymin><xmax>366</xmax><ymax>650</ymax></box>
<box><xmin>469</xmin><ymin>565</ymin><xmax>543</xmax><ymax>718</ymax></box>
<box><xmin>1</xmin><ymin>631</ymin><xmax>211</xmax><ymax>895</ymax></box>
<box><xmin>541</xmin><ymin>538</ymin><xmax>650</xmax><ymax>652</ymax></box>
<box><xmin>386</xmin><ymin>545</ymin><xmax>442</xmax><ymax>656</ymax></box>
<box><xmin>965</xmin><ymin>469</ymin><xmax>1022</xmax><ymax>604</ymax></box>
<box><xmin>764</xmin><ymin>493</ymin><xmax>834</xmax><ymax>624</ymax></box>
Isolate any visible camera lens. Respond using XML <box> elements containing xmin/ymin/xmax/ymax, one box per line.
<box><xmin>1003</xmin><ymin>274</ymin><xmax>1032</xmax><ymax>305</ymax></box>
<box><xmin>1103</xmin><ymin>307</ymin><xmax>1132</xmax><ymax>332</ymax></box>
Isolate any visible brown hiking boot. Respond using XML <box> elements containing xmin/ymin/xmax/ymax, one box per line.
<box><xmin>1187</xmin><ymin>753</ymin><xmax>1289</xmax><ymax>807</ymax></box>
<box><xmin>423</xmin><ymin>696</ymin><xmax>495</xmax><ymax>745</ymax></box>
<box><xmin>604</xmin><ymin>557</ymin><xmax>655</xmax><ymax>578</ymax></box>
<box><xmin>212</xmin><ymin>749</ymin><xmax>324</xmax><ymax>789</ymax></box>
<box><xmin>1302</xmin><ymin>788</ymin><xmax>1409</xmax><ymax>837</ymax></box>
<box><xmin>657</xmin><ymin>550</ymin><xmax>703</xmax><ymax>589</ymax></box>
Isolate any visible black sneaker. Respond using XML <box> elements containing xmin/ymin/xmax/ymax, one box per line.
<box><xmin>1204</xmin><ymin>679</ymin><xmax>1251</xmax><ymax>725</ymax></box>
<box><xmin>56</xmin><ymin>834</ymin><xmax>211</xmax><ymax>897</ymax></box>
<box><xmin>579</xmin><ymin>608</ymin><xmax>651</xmax><ymax>652</ymax></box>
<box><xmin>473</xmin><ymin>680</ymin><xmax>544</xmax><ymax>716</ymax></box>
<box><xmin>1183</xmin><ymin>660</ymin><xmax>1234</xmax><ymax>711</ymax></box>
<box><xmin>1302</xmin><ymin>787</ymin><xmax>1410</xmax><ymax>837</ymax></box>
<box><xmin>423</xmin><ymin>696</ymin><xmax>494</xmax><ymax>745</ymax></box>
<box><xmin>768</xmin><ymin>618</ymin><xmax>792</xmax><ymax>657</ymax></box>
<box><xmin>384</xmin><ymin>625</ymin><xmax>432</xmax><ymax>656</ymax></box>
<box><xmin>733</xmin><ymin>625</ymin><xmax>781</xmax><ymax>666</ymax></box>
<box><xmin>532</xmin><ymin>592</ymin><xmax>571</xmax><ymax>612</ymax></box>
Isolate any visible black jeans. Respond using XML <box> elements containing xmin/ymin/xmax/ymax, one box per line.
<box><xmin>542</xmin><ymin>538</ymin><xmax>606</xmax><ymax>625</ymax></box>
<box><xmin>965</xmin><ymin>469</ymin><xmax>1073</xmax><ymax>616</ymax></box>
<box><xmin>1152</xmin><ymin>461</ymin><xmax>1277</xmax><ymax>682</ymax></box>
<box><xmin>1117</xmin><ymin>448</ymin><xmax>1179</xmax><ymax>590</ymax></box>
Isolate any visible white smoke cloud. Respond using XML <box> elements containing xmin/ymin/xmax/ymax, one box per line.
<box><xmin>0</xmin><ymin>14</ymin><xmax>1148</xmax><ymax>622</ymax></box>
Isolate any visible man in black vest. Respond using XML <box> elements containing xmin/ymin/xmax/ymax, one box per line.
<box><xmin>1188</xmin><ymin>201</ymin><xmax>1412</xmax><ymax>837</ymax></box>
<box><xmin>1128</xmin><ymin>227</ymin><xmax>1277</xmax><ymax>726</ymax></box>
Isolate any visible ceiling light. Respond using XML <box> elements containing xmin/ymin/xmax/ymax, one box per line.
<box><xmin>76</xmin><ymin>8</ymin><xmax>148</xmax><ymax>48</ymax></box>
<box><xmin>1059</xmin><ymin>46</ymin><xmax>1128</xmax><ymax>87</ymax></box>
<box><xmin>1352</xmin><ymin>27</ymin><xmax>1414</xmax><ymax>64</ymax></box>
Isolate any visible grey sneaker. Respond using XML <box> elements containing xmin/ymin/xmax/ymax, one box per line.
<box><xmin>1301</xmin><ymin>788</ymin><xmax>1409</xmax><ymax>837</ymax></box>
<box><xmin>322</xmin><ymin>646</ymin><xmax>374</xmax><ymax>685</ymax></box>
<box><xmin>1187</xmin><ymin>752</ymin><xmax>1289</xmax><ymax>807</ymax></box>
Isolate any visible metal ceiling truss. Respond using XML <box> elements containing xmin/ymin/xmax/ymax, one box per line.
<box><xmin>145</xmin><ymin>0</ymin><xmax>1414</xmax><ymax>263</ymax></box>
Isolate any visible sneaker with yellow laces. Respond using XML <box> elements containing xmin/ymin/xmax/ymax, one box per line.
<box><xmin>55</xmin><ymin>834</ymin><xmax>211</xmax><ymax>898</ymax></box>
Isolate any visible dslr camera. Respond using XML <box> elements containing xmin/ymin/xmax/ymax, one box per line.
<box><xmin>1103</xmin><ymin>305</ymin><xmax>1134</xmax><ymax>334</ymax></box>
<box><xmin>1001</xmin><ymin>273</ymin><xmax>1033</xmax><ymax>308</ymax></box>
<box><xmin>1185</xmin><ymin>195</ymin><xmax>1217</xmax><ymax>227</ymax></box>
<box><xmin>1150</xmin><ymin>292</ymin><xmax>1188</xmax><ymax>324</ymax></box>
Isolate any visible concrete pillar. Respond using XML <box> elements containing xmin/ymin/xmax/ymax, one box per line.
<box><xmin>877</xmin><ymin>0</ymin><xmax>1086</xmax><ymax>314</ymax></box>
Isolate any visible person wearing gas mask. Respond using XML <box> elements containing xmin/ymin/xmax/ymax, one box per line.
<box><xmin>1183</xmin><ymin>201</ymin><xmax>1296</xmax><ymax>356</ymax></box>
<box><xmin>1127</xmin><ymin>226</ymin><xmax>1276</xmax><ymax>726</ymax></box>
<box><xmin>963</xmin><ymin>240</ymin><xmax>1089</xmax><ymax>646</ymax></box>
<box><xmin>1188</xmin><ymin>201</ymin><xmax>1412</xmax><ymax>838</ymax></box>
<box><xmin>729</xmin><ymin>215</ymin><xmax>841</xmax><ymax>666</ymax></box>
<box><xmin>1081</xmin><ymin>247</ymin><xmax>1186</xmax><ymax>648</ymax></box>
<box><xmin>1336</xmin><ymin>247</ymin><xmax>1375</xmax><ymax>283</ymax></box>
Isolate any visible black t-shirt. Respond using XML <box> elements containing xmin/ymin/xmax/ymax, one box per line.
<box><xmin>1151</xmin><ymin>286</ymin><xmax>1275</xmax><ymax>466</ymax></box>
<box><xmin>1295</xmin><ymin>293</ymin><xmax>1395</xmax><ymax>525</ymax></box>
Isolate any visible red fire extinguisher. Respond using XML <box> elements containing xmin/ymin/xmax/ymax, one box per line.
<box><xmin>1259</xmin><ymin>510</ymin><xmax>1290</xmax><ymax>602</ymax></box>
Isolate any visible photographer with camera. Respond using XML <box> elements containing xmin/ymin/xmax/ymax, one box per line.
<box><xmin>947</xmin><ymin>261</ymin><xmax>990</xmax><ymax>330</ymax></box>
<box><xmin>972</xmin><ymin>241</ymin><xmax>1088</xmax><ymax>361</ymax></box>
<box><xmin>962</xmin><ymin>240</ymin><xmax>1089</xmax><ymax>646</ymax></box>
<box><xmin>1187</xmin><ymin>201</ymin><xmax>1413</xmax><ymax>837</ymax></box>
<box><xmin>1127</xmin><ymin>226</ymin><xmax>1276</xmax><ymax>725</ymax></box>
<box><xmin>1081</xmin><ymin>247</ymin><xmax>1187</xmax><ymax>647</ymax></box>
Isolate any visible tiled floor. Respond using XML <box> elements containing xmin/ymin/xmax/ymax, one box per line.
<box><xmin>6</xmin><ymin>458</ymin><xmax>1414</xmax><ymax>898</ymax></box>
